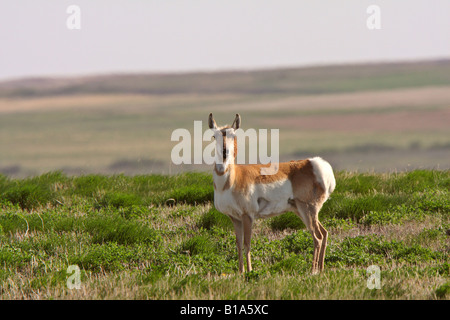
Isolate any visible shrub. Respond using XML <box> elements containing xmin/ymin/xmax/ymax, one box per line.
<box><xmin>323</xmin><ymin>217</ymin><xmax>355</xmax><ymax>230</ymax></box>
<box><xmin>326</xmin><ymin>193</ymin><xmax>408</xmax><ymax>221</ymax></box>
<box><xmin>435</xmin><ymin>282</ymin><xmax>450</xmax><ymax>299</ymax></box>
<box><xmin>359</xmin><ymin>204</ymin><xmax>427</xmax><ymax>226</ymax></box>
<box><xmin>270</xmin><ymin>254</ymin><xmax>308</xmax><ymax>274</ymax></box>
<box><xmin>97</xmin><ymin>192</ymin><xmax>142</xmax><ymax>209</ymax></box>
<box><xmin>326</xmin><ymin>235</ymin><xmax>445</xmax><ymax>267</ymax></box>
<box><xmin>269</xmin><ymin>212</ymin><xmax>304</xmax><ymax>231</ymax></box>
<box><xmin>2</xmin><ymin>183</ymin><xmax>56</xmax><ymax>210</ymax></box>
<box><xmin>72</xmin><ymin>242</ymin><xmax>138</xmax><ymax>272</ymax></box>
<box><xmin>197</xmin><ymin>208</ymin><xmax>233</xmax><ymax>230</ymax></box>
<box><xmin>71</xmin><ymin>175</ymin><xmax>112</xmax><ymax>197</ymax></box>
<box><xmin>0</xmin><ymin>243</ymin><xmax>33</xmax><ymax>268</ymax></box>
<box><xmin>169</xmin><ymin>186</ymin><xmax>213</xmax><ymax>205</ymax></box>
<box><xmin>360</xmin><ymin>210</ymin><xmax>403</xmax><ymax>226</ymax></box>
<box><xmin>84</xmin><ymin>214</ymin><xmax>161</xmax><ymax>245</ymax></box>
<box><xmin>180</xmin><ymin>235</ymin><xmax>217</xmax><ymax>255</ymax></box>
<box><xmin>281</xmin><ymin>231</ymin><xmax>313</xmax><ymax>254</ymax></box>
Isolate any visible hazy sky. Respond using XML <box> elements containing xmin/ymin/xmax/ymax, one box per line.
<box><xmin>0</xmin><ymin>0</ymin><xmax>449</xmax><ymax>80</ymax></box>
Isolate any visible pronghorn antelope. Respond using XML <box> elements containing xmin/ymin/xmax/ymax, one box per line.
<box><xmin>208</xmin><ymin>113</ymin><xmax>336</xmax><ymax>274</ymax></box>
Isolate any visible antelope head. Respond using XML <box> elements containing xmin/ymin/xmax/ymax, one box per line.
<box><xmin>208</xmin><ymin>113</ymin><xmax>240</xmax><ymax>175</ymax></box>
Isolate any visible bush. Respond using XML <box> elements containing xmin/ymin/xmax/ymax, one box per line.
<box><xmin>325</xmin><ymin>193</ymin><xmax>409</xmax><ymax>221</ymax></box>
<box><xmin>281</xmin><ymin>231</ymin><xmax>313</xmax><ymax>254</ymax></box>
<box><xmin>269</xmin><ymin>212</ymin><xmax>304</xmax><ymax>231</ymax></box>
<box><xmin>435</xmin><ymin>282</ymin><xmax>450</xmax><ymax>299</ymax></box>
<box><xmin>326</xmin><ymin>235</ymin><xmax>446</xmax><ymax>267</ymax></box>
<box><xmin>71</xmin><ymin>174</ymin><xmax>111</xmax><ymax>197</ymax></box>
<box><xmin>96</xmin><ymin>192</ymin><xmax>142</xmax><ymax>209</ymax></box>
<box><xmin>323</xmin><ymin>217</ymin><xmax>355</xmax><ymax>230</ymax></box>
<box><xmin>2</xmin><ymin>183</ymin><xmax>56</xmax><ymax>210</ymax></box>
<box><xmin>360</xmin><ymin>210</ymin><xmax>404</xmax><ymax>226</ymax></box>
<box><xmin>83</xmin><ymin>214</ymin><xmax>161</xmax><ymax>245</ymax></box>
<box><xmin>0</xmin><ymin>243</ymin><xmax>33</xmax><ymax>268</ymax></box>
<box><xmin>197</xmin><ymin>208</ymin><xmax>233</xmax><ymax>230</ymax></box>
<box><xmin>270</xmin><ymin>255</ymin><xmax>308</xmax><ymax>274</ymax></box>
<box><xmin>72</xmin><ymin>242</ymin><xmax>138</xmax><ymax>272</ymax></box>
<box><xmin>169</xmin><ymin>186</ymin><xmax>213</xmax><ymax>205</ymax></box>
<box><xmin>180</xmin><ymin>235</ymin><xmax>217</xmax><ymax>255</ymax></box>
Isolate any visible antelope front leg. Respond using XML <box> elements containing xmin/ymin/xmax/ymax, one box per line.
<box><xmin>243</xmin><ymin>214</ymin><xmax>253</xmax><ymax>272</ymax></box>
<box><xmin>230</xmin><ymin>217</ymin><xmax>244</xmax><ymax>273</ymax></box>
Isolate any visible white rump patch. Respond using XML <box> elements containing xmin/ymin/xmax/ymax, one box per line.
<box><xmin>309</xmin><ymin>157</ymin><xmax>336</xmax><ymax>200</ymax></box>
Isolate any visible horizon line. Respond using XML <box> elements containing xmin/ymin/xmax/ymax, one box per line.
<box><xmin>1</xmin><ymin>56</ymin><xmax>449</xmax><ymax>84</ymax></box>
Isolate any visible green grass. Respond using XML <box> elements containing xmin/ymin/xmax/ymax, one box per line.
<box><xmin>0</xmin><ymin>170</ymin><xmax>448</xmax><ymax>299</ymax></box>
<box><xmin>0</xmin><ymin>171</ymin><xmax>214</xmax><ymax>210</ymax></box>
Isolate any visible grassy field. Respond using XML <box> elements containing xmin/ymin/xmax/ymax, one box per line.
<box><xmin>0</xmin><ymin>170</ymin><xmax>448</xmax><ymax>300</ymax></box>
<box><xmin>0</xmin><ymin>60</ymin><xmax>449</xmax><ymax>177</ymax></box>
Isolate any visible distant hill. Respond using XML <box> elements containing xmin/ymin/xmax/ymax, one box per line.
<box><xmin>1</xmin><ymin>58</ymin><xmax>449</xmax><ymax>177</ymax></box>
<box><xmin>1</xmin><ymin>59</ymin><xmax>450</xmax><ymax>98</ymax></box>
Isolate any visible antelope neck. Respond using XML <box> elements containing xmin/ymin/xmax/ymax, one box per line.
<box><xmin>214</xmin><ymin>161</ymin><xmax>235</xmax><ymax>191</ymax></box>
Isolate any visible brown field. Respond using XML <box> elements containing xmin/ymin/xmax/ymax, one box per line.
<box><xmin>267</xmin><ymin>108</ymin><xmax>449</xmax><ymax>133</ymax></box>
<box><xmin>219</xmin><ymin>86</ymin><xmax>450</xmax><ymax>112</ymax></box>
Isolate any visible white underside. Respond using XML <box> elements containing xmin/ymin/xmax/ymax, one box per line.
<box><xmin>214</xmin><ymin>175</ymin><xmax>294</xmax><ymax>221</ymax></box>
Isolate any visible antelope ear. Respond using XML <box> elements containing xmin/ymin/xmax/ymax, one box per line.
<box><xmin>208</xmin><ymin>113</ymin><xmax>217</xmax><ymax>129</ymax></box>
<box><xmin>231</xmin><ymin>114</ymin><xmax>241</xmax><ymax>130</ymax></box>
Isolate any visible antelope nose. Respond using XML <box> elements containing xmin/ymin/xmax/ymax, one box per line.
<box><xmin>216</xmin><ymin>164</ymin><xmax>225</xmax><ymax>174</ymax></box>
